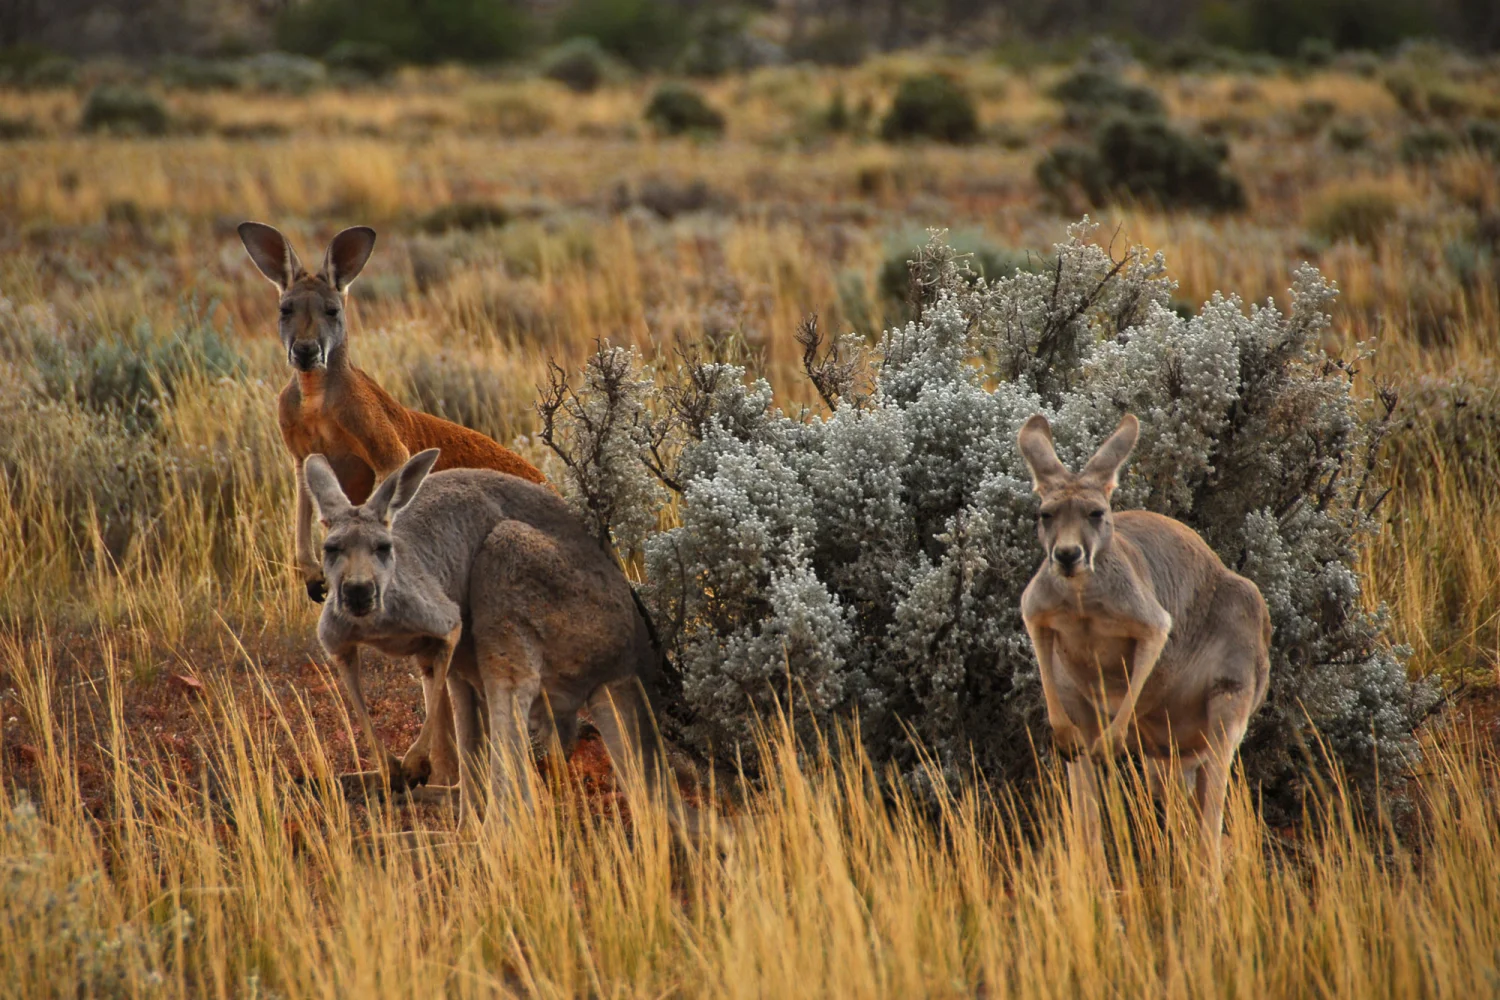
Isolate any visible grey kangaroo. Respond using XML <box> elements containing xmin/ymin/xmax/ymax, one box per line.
<box><xmin>1017</xmin><ymin>413</ymin><xmax>1271</xmax><ymax>876</ymax></box>
<box><xmin>304</xmin><ymin>447</ymin><xmax>686</xmax><ymax>831</ymax></box>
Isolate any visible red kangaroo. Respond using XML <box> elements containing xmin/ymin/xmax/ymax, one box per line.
<box><xmin>238</xmin><ymin>221</ymin><xmax>547</xmax><ymax>789</ymax></box>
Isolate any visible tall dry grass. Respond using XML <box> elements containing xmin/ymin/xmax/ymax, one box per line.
<box><xmin>2</xmin><ymin>628</ymin><xmax>1497</xmax><ymax>999</ymax></box>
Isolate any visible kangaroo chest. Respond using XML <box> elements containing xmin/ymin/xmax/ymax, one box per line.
<box><xmin>281</xmin><ymin>380</ymin><xmax>377</xmax><ymax>503</ymax></box>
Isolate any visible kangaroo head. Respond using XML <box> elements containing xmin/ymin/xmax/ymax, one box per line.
<box><xmin>237</xmin><ymin>222</ymin><xmax>376</xmax><ymax>374</ymax></box>
<box><xmin>1017</xmin><ymin>413</ymin><xmax>1139</xmax><ymax>580</ymax></box>
<box><xmin>303</xmin><ymin>449</ymin><xmax>440</xmax><ymax>618</ymax></box>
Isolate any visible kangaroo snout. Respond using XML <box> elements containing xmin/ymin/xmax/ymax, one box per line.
<box><xmin>340</xmin><ymin>579</ymin><xmax>377</xmax><ymax>617</ymax></box>
<box><xmin>1052</xmin><ymin>544</ymin><xmax>1085</xmax><ymax>575</ymax></box>
<box><xmin>291</xmin><ymin>341</ymin><xmax>323</xmax><ymax>371</ymax></box>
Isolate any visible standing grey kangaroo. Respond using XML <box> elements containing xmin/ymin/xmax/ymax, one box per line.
<box><xmin>304</xmin><ymin>447</ymin><xmax>685</xmax><ymax>831</ymax></box>
<box><xmin>1017</xmin><ymin>413</ymin><xmax>1270</xmax><ymax>875</ymax></box>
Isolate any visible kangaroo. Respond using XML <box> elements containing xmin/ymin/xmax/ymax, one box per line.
<box><xmin>303</xmin><ymin>448</ymin><xmax>695</xmax><ymax>835</ymax></box>
<box><xmin>238</xmin><ymin>221</ymin><xmax>547</xmax><ymax>788</ymax></box>
<box><xmin>1016</xmin><ymin>413</ymin><xmax>1270</xmax><ymax>876</ymax></box>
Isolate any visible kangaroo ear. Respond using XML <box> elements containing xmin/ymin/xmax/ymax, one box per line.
<box><xmin>1080</xmin><ymin>414</ymin><xmax>1140</xmax><ymax>495</ymax></box>
<box><xmin>367</xmin><ymin>449</ymin><xmax>440</xmax><ymax>524</ymax></box>
<box><xmin>303</xmin><ymin>454</ymin><xmax>352</xmax><ymax>524</ymax></box>
<box><xmin>238</xmin><ymin>222</ymin><xmax>305</xmax><ymax>292</ymax></box>
<box><xmin>321</xmin><ymin>226</ymin><xmax>377</xmax><ymax>293</ymax></box>
<box><xmin>1017</xmin><ymin>415</ymin><xmax>1070</xmax><ymax>494</ymax></box>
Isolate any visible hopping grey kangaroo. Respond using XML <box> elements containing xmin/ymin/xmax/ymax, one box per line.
<box><xmin>1017</xmin><ymin>413</ymin><xmax>1271</xmax><ymax>875</ymax></box>
<box><xmin>304</xmin><ymin>448</ymin><xmax>690</xmax><ymax>832</ymax></box>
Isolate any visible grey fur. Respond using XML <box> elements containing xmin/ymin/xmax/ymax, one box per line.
<box><xmin>306</xmin><ymin>448</ymin><xmax>685</xmax><ymax>831</ymax></box>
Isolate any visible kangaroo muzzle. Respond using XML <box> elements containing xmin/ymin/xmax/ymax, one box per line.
<box><xmin>291</xmin><ymin>341</ymin><xmax>324</xmax><ymax>371</ymax></box>
<box><xmin>1052</xmin><ymin>544</ymin><xmax>1086</xmax><ymax>577</ymax></box>
<box><xmin>340</xmin><ymin>580</ymin><xmax>377</xmax><ymax>617</ymax></box>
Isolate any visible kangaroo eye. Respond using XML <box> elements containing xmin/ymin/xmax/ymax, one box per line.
<box><xmin>279</xmin><ymin>303</ymin><xmax>294</xmax><ymax>317</ymax></box>
<box><xmin>1038</xmin><ymin>512</ymin><xmax>1054</xmax><ymax>522</ymax></box>
<box><xmin>1089</xmin><ymin>509</ymin><xmax>1106</xmax><ymax>520</ymax></box>
<box><xmin>375</xmin><ymin>542</ymin><xmax>393</xmax><ymax>557</ymax></box>
<box><xmin>322</xmin><ymin>543</ymin><xmax>340</xmax><ymax>555</ymax></box>
<box><xmin>325</xmin><ymin>306</ymin><xmax>340</xmax><ymax>319</ymax></box>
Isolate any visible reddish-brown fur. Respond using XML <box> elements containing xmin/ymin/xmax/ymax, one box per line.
<box><xmin>277</xmin><ymin>337</ymin><xmax>545</xmax><ymax>508</ymax></box>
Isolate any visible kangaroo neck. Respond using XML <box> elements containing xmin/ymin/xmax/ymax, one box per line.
<box><xmin>296</xmin><ymin>343</ymin><xmax>352</xmax><ymax>398</ymax></box>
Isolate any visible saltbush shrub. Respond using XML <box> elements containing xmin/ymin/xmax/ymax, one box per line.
<box><xmin>1048</xmin><ymin>67</ymin><xmax>1164</xmax><ymax>124</ymax></box>
<box><xmin>541</xmin><ymin>37</ymin><xmax>617</xmax><ymax>93</ymax></box>
<box><xmin>79</xmin><ymin>86</ymin><xmax>171</xmax><ymax>137</ymax></box>
<box><xmin>877</xmin><ymin>233</ymin><xmax>1042</xmax><ymax>321</ymax></box>
<box><xmin>1037</xmin><ymin>114</ymin><xmax>1246</xmax><ymax>213</ymax></box>
<box><xmin>539</xmin><ymin>223</ymin><xmax>1432</xmax><ymax>821</ymax></box>
<box><xmin>879</xmin><ymin>74</ymin><xmax>979</xmax><ymax>145</ymax></box>
<box><xmin>644</xmin><ymin>83</ymin><xmax>725</xmax><ymax>137</ymax></box>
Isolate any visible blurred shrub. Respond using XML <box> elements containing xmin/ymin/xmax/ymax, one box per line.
<box><xmin>1038</xmin><ymin>114</ymin><xmax>1245</xmax><ymax>213</ymax></box>
<box><xmin>1327</xmin><ymin>119</ymin><xmax>1369</xmax><ymax>151</ymax></box>
<box><xmin>0</xmin><ymin>45</ymin><xmax>75</xmax><ymax>87</ymax></box>
<box><xmin>644</xmin><ymin>83</ymin><xmax>725</xmax><ymax>137</ymax></box>
<box><xmin>556</xmin><ymin>0</ymin><xmax>687</xmax><ymax>70</ymax></box>
<box><xmin>630</xmin><ymin>177</ymin><xmax>727</xmax><ymax>219</ymax></box>
<box><xmin>541</xmin><ymin>36</ymin><xmax>617</xmax><ymax>93</ymax></box>
<box><xmin>417</xmin><ymin>201</ymin><xmax>510</xmax><ymax>234</ymax></box>
<box><xmin>79</xmin><ymin>86</ymin><xmax>170</xmax><ymax>137</ymax></box>
<box><xmin>1289</xmin><ymin>97</ymin><xmax>1336</xmax><ymax>138</ymax></box>
<box><xmin>1048</xmin><ymin>67</ymin><xmax>1164</xmax><ymax>124</ymax></box>
<box><xmin>1385</xmin><ymin>69</ymin><xmax>1476</xmax><ymax>122</ymax></box>
<box><xmin>1400</xmin><ymin>127</ymin><xmax>1457</xmax><ymax>164</ymax></box>
<box><xmin>6</xmin><ymin>303</ymin><xmax>243</xmax><ymax>435</ymax></box>
<box><xmin>324</xmin><ymin>41</ymin><xmax>397</xmax><ymax>80</ymax></box>
<box><xmin>679</xmin><ymin>6</ymin><xmax>782</xmax><ymax>77</ymax></box>
<box><xmin>1201</xmin><ymin>0</ymin><xmax>1435</xmax><ymax>56</ymax></box>
<box><xmin>1153</xmin><ymin>40</ymin><xmax>1247</xmax><ymax>73</ymax></box>
<box><xmin>243</xmin><ymin>52</ymin><xmax>327</xmax><ymax>94</ymax></box>
<box><xmin>1305</xmin><ymin>182</ymin><xmax>1402</xmax><ymax>247</ymax></box>
<box><xmin>277</xmin><ymin>0</ymin><xmax>533</xmax><ymax>65</ymax></box>
<box><xmin>787</xmin><ymin>17</ymin><xmax>868</xmax><ymax>67</ymax></box>
<box><xmin>1295</xmin><ymin>37</ymin><xmax>1335</xmax><ymax>67</ymax></box>
<box><xmin>0</xmin><ymin>116</ymin><xmax>40</xmax><ymax>140</ymax></box>
<box><xmin>158</xmin><ymin>56</ymin><xmax>246</xmax><ymax>91</ymax></box>
<box><xmin>1465</xmin><ymin>120</ymin><xmax>1500</xmax><ymax>158</ymax></box>
<box><xmin>880</xmin><ymin>74</ymin><xmax>978</xmax><ymax>144</ymax></box>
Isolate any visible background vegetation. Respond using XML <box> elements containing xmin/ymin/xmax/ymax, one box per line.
<box><xmin>0</xmin><ymin>3</ymin><xmax>1498</xmax><ymax>994</ymax></box>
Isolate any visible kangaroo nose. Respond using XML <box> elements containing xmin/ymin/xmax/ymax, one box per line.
<box><xmin>1053</xmin><ymin>546</ymin><xmax>1084</xmax><ymax>572</ymax></box>
<box><xmin>341</xmin><ymin>581</ymin><xmax>376</xmax><ymax>616</ymax></box>
<box><xmin>291</xmin><ymin>343</ymin><xmax>321</xmax><ymax>369</ymax></box>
